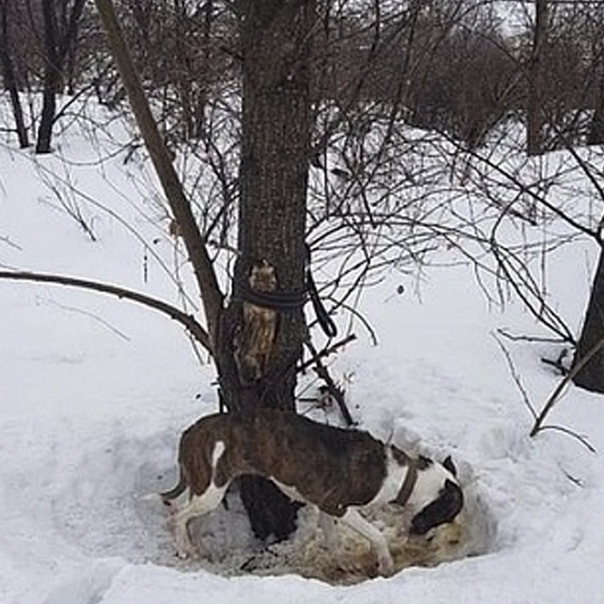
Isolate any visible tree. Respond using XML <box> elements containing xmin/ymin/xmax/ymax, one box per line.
<box><xmin>230</xmin><ymin>0</ymin><xmax>315</xmax><ymax>538</ymax></box>
<box><xmin>218</xmin><ymin>0</ymin><xmax>313</xmax><ymax>412</ymax></box>
<box><xmin>93</xmin><ymin>0</ymin><xmax>316</xmax><ymax>539</ymax></box>
<box><xmin>36</xmin><ymin>0</ymin><xmax>87</xmax><ymax>154</ymax></box>
<box><xmin>573</xmin><ymin>247</ymin><xmax>604</xmax><ymax>393</ymax></box>
<box><xmin>0</xmin><ymin>0</ymin><xmax>29</xmax><ymax>148</ymax></box>
<box><xmin>7</xmin><ymin>0</ymin><xmax>604</xmax><ymax>538</ymax></box>
<box><xmin>587</xmin><ymin>18</ymin><xmax>604</xmax><ymax>145</ymax></box>
<box><xmin>527</xmin><ymin>0</ymin><xmax>548</xmax><ymax>156</ymax></box>
<box><xmin>587</xmin><ymin>56</ymin><xmax>604</xmax><ymax>145</ymax></box>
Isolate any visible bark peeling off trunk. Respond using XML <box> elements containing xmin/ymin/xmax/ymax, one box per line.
<box><xmin>234</xmin><ymin>261</ymin><xmax>278</xmax><ymax>384</ymax></box>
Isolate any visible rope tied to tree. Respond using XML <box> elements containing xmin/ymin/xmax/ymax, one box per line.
<box><xmin>235</xmin><ymin>245</ymin><xmax>337</xmax><ymax>338</ymax></box>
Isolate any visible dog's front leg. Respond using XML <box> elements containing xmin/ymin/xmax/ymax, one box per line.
<box><xmin>339</xmin><ymin>509</ymin><xmax>395</xmax><ymax>577</ymax></box>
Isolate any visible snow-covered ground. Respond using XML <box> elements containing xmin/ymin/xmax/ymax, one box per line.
<box><xmin>1</xmin><ymin>114</ymin><xmax>604</xmax><ymax>604</ymax></box>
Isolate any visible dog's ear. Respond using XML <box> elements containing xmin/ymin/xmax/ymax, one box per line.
<box><xmin>443</xmin><ymin>455</ymin><xmax>457</xmax><ymax>476</ymax></box>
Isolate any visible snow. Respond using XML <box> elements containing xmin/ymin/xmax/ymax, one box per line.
<box><xmin>2</xmin><ymin>111</ymin><xmax>604</xmax><ymax>604</ymax></box>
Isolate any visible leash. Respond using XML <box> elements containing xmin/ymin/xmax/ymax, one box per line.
<box><xmin>236</xmin><ymin>281</ymin><xmax>305</xmax><ymax>310</ymax></box>
<box><xmin>306</xmin><ymin>260</ymin><xmax>338</xmax><ymax>338</ymax></box>
<box><xmin>236</xmin><ymin>245</ymin><xmax>337</xmax><ymax>338</ymax></box>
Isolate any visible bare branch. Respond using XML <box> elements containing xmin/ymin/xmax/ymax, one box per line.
<box><xmin>493</xmin><ymin>331</ymin><xmax>537</xmax><ymax>420</ymax></box>
<box><xmin>0</xmin><ymin>270</ymin><xmax>211</xmax><ymax>352</ymax></box>
<box><xmin>444</xmin><ymin>129</ymin><xmax>601</xmax><ymax>242</ymax></box>
<box><xmin>42</xmin><ymin>296</ymin><xmax>131</xmax><ymax>341</ymax></box>
<box><xmin>0</xmin><ymin>235</ymin><xmax>22</xmax><ymax>251</ymax></box>
<box><xmin>94</xmin><ymin>0</ymin><xmax>224</xmax><ymax>344</ymax></box>
<box><xmin>303</xmin><ymin>338</ymin><xmax>355</xmax><ymax>427</ymax></box>
<box><xmin>530</xmin><ymin>331</ymin><xmax>604</xmax><ymax>437</ymax></box>
<box><xmin>536</xmin><ymin>425</ymin><xmax>596</xmax><ymax>454</ymax></box>
<box><xmin>298</xmin><ymin>333</ymin><xmax>357</xmax><ymax>373</ymax></box>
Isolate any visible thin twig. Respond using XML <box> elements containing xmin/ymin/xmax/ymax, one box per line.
<box><xmin>493</xmin><ymin>331</ymin><xmax>537</xmax><ymax>419</ymax></box>
<box><xmin>0</xmin><ymin>235</ymin><xmax>23</xmax><ymax>251</ymax></box>
<box><xmin>537</xmin><ymin>425</ymin><xmax>596</xmax><ymax>454</ymax></box>
<box><xmin>530</xmin><ymin>331</ymin><xmax>604</xmax><ymax>437</ymax></box>
<box><xmin>496</xmin><ymin>328</ymin><xmax>569</xmax><ymax>345</ymax></box>
<box><xmin>42</xmin><ymin>297</ymin><xmax>131</xmax><ymax>341</ymax></box>
<box><xmin>303</xmin><ymin>338</ymin><xmax>355</xmax><ymax>426</ymax></box>
<box><xmin>298</xmin><ymin>333</ymin><xmax>356</xmax><ymax>373</ymax></box>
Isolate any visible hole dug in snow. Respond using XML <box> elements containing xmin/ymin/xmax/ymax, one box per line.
<box><xmin>159</xmin><ymin>471</ymin><xmax>495</xmax><ymax>585</ymax></box>
<box><xmin>50</xmin><ymin>433</ymin><xmax>495</xmax><ymax>585</ymax></box>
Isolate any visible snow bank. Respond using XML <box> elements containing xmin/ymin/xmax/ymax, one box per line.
<box><xmin>2</xmin><ymin>119</ymin><xmax>604</xmax><ymax>604</ymax></box>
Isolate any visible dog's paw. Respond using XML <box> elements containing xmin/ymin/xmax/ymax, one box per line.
<box><xmin>376</xmin><ymin>553</ymin><xmax>395</xmax><ymax>577</ymax></box>
<box><xmin>174</xmin><ymin>532</ymin><xmax>201</xmax><ymax>561</ymax></box>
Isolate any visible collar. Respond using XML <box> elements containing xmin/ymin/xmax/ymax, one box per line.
<box><xmin>393</xmin><ymin>460</ymin><xmax>419</xmax><ymax>507</ymax></box>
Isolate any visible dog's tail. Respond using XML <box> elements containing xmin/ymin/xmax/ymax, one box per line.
<box><xmin>160</xmin><ymin>467</ymin><xmax>187</xmax><ymax>506</ymax></box>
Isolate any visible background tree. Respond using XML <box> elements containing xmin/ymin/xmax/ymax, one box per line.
<box><xmin>0</xmin><ymin>0</ymin><xmax>29</xmax><ymax>148</ymax></box>
<box><xmin>36</xmin><ymin>0</ymin><xmax>87</xmax><ymax>154</ymax></box>
<box><xmin>573</xmin><ymin>248</ymin><xmax>604</xmax><ymax>392</ymax></box>
<box><xmin>527</xmin><ymin>0</ymin><xmax>547</xmax><ymax>156</ymax></box>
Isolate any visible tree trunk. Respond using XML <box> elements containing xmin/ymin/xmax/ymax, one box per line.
<box><xmin>36</xmin><ymin>74</ymin><xmax>60</xmax><ymax>154</ymax></box>
<box><xmin>36</xmin><ymin>0</ymin><xmax>61</xmax><ymax>154</ymax></box>
<box><xmin>217</xmin><ymin>0</ymin><xmax>314</xmax><ymax>415</ymax></box>
<box><xmin>0</xmin><ymin>0</ymin><xmax>29</xmax><ymax>148</ymax></box>
<box><xmin>573</xmin><ymin>247</ymin><xmax>604</xmax><ymax>393</ymax></box>
<box><xmin>36</xmin><ymin>0</ymin><xmax>86</xmax><ymax>154</ymax></box>
<box><xmin>527</xmin><ymin>0</ymin><xmax>547</xmax><ymax>156</ymax></box>
<box><xmin>587</xmin><ymin>51</ymin><xmax>604</xmax><ymax>146</ymax></box>
<box><xmin>215</xmin><ymin>0</ymin><xmax>315</xmax><ymax>540</ymax></box>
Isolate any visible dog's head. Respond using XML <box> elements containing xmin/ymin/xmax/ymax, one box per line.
<box><xmin>407</xmin><ymin>456</ymin><xmax>464</xmax><ymax>537</ymax></box>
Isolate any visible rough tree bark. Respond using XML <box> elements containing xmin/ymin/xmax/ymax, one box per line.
<box><xmin>217</xmin><ymin>0</ymin><xmax>313</xmax><ymax>413</ymax></box>
<box><xmin>573</xmin><ymin>247</ymin><xmax>604</xmax><ymax>393</ymax></box>
<box><xmin>587</xmin><ymin>49</ymin><xmax>604</xmax><ymax>146</ymax></box>
<box><xmin>214</xmin><ymin>0</ymin><xmax>316</xmax><ymax>540</ymax></box>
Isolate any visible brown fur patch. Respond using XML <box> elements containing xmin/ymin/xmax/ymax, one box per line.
<box><xmin>176</xmin><ymin>411</ymin><xmax>387</xmax><ymax>516</ymax></box>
